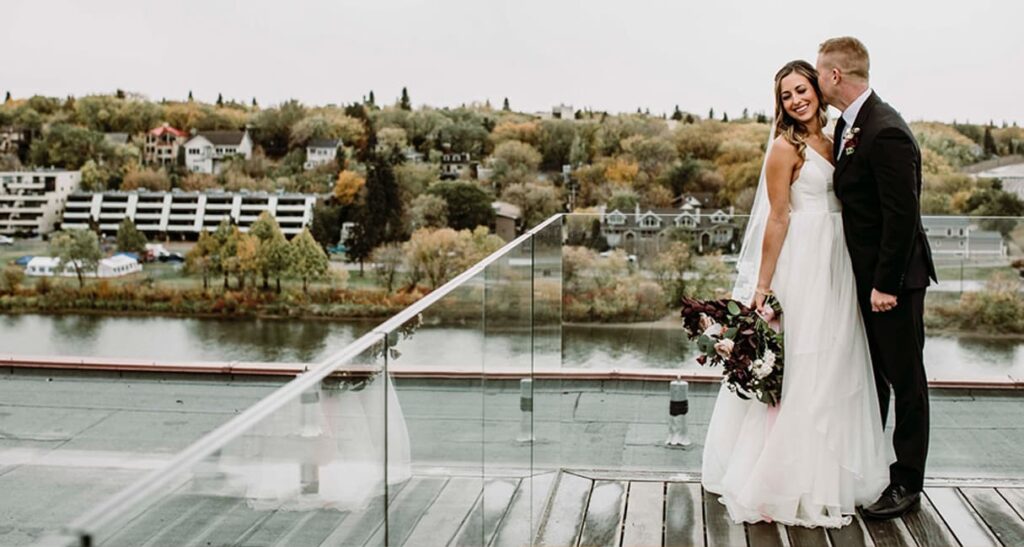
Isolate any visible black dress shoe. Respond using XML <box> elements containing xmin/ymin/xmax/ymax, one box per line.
<box><xmin>862</xmin><ymin>484</ymin><xmax>920</xmax><ymax>520</ymax></box>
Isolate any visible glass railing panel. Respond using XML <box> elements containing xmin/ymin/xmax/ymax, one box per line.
<box><xmin>63</xmin><ymin>334</ymin><xmax>389</xmax><ymax>547</ymax></box>
<box><xmin>376</xmin><ymin>269</ymin><xmax>486</xmax><ymax>546</ymax></box>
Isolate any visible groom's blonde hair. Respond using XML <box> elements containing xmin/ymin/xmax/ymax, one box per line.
<box><xmin>819</xmin><ymin>37</ymin><xmax>870</xmax><ymax>81</ymax></box>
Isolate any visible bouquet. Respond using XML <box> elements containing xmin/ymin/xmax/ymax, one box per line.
<box><xmin>680</xmin><ymin>295</ymin><xmax>785</xmax><ymax>406</ymax></box>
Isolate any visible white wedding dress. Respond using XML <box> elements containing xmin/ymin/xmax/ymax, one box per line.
<box><xmin>702</xmin><ymin>147</ymin><xmax>894</xmax><ymax>528</ymax></box>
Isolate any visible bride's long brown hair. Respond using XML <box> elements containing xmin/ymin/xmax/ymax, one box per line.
<box><xmin>773</xmin><ymin>60</ymin><xmax>829</xmax><ymax>158</ymax></box>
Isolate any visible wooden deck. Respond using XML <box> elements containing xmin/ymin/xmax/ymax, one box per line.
<box><xmin>97</xmin><ymin>470</ymin><xmax>1024</xmax><ymax>546</ymax></box>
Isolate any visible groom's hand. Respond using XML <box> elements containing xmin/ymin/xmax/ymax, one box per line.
<box><xmin>870</xmin><ymin>289</ymin><xmax>898</xmax><ymax>312</ymax></box>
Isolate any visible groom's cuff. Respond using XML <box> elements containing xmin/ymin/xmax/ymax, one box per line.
<box><xmin>872</xmin><ymin>273</ymin><xmax>903</xmax><ymax>296</ymax></box>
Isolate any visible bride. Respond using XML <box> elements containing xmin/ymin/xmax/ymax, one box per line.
<box><xmin>701</xmin><ymin>60</ymin><xmax>893</xmax><ymax>528</ymax></box>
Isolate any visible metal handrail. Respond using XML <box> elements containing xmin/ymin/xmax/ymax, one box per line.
<box><xmin>62</xmin><ymin>213</ymin><xmax>565</xmax><ymax>543</ymax></box>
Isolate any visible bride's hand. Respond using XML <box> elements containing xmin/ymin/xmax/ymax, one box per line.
<box><xmin>752</xmin><ymin>292</ymin><xmax>767</xmax><ymax>313</ymax></box>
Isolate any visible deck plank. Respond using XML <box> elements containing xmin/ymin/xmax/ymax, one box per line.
<box><xmin>277</xmin><ymin>509</ymin><xmax>348</xmax><ymax>546</ymax></box>
<box><xmin>903</xmin><ymin>490</ymin><xmax>959</xmax><ymax>547</ymax></box>
<box><xmin>744</xmin><ymin>522</ymin><xmax>783</xmax><ymax>547</ymax></box>
<box><xmin>104</xmin><ymin>494</ymin><xmax>209</xmax><ymax>547</ymax></box>
<box><xmin>491</xmin><ymin>472</ymin><xmax>558</xmax><ymax>547</ymax></box>
<box><xmin>315</xmin><ymin>478</ymin><xmax>408</xmax><ymax>546</ymax></box>
<box><xmin>825</xmin><ymin>514</ymin><xmax>872</xmax><ymax>547</ymax></box>
<box><xmin>861</xmin><ymin>513</ymin><xmax>915</xmax><ymax>547</ymax></box>
<box><xmin>363</xmin><ymin>476</ymin><xmax>448</xmax><ymax>546</ymax></box>
<box><xmin>925</xmin><ymin>487</ymin><xmax>999</xmax><ymax>547</ymax></box>
<box><xmin>665</xmin><ymin>483</ymin><xmax>705</xmax><ymax>547</ymax></box>
<box><xmin>786</xmin><ymin>524</ymin><xmax>828</xmax><ymax>547</ymax></box>
<box><xmin>141</xmin><ymin>496</ymin><xmax>239</xmax><ymax>547</ymax></box>
<box><xmin>451</xmin><ymin>478</ymin><xmax>520</xmax><ymax>546</ymax></box>
<box><xmin>621</xmin><ymin>481</ymin><xmax>663</xmax><ymax>547</ymax></box>
<box><xmin>961</xmin><ymin>487</ymin><xmax>1024</xmax><ymax>546</ymax></box>
<box><xmin>403</xmin><ymin>476</ymin><xmax>483</xmax><ymax>546</ymax></box>
<box><xmin>702</xmin><ymin>489</ymin><xmax>747</xmax><ymax>547</ymax></box>
<box><xmin>578</xmin><ymin>480</ymin><xmax>627</xmax><ymax>547</ymax></box>
<box><xmin>536</xmin><ymin>471</ymin><xmax>593</xmax><ymax>547</ymax></box>
<box><xmin>184</xmin><ymin>499</ymin><xmax>280</xmax><ymax>547</ymax></box>
<box><xmin>997</xmin><ymin>487</ymin><xmax>1024</xmax><ymax>520</ymax></box>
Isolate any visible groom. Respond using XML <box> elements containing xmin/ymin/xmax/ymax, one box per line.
<box><xmin>817</xmin><ymin>37</ymin><xmax>937</xmax><ymax>519</ymax></box>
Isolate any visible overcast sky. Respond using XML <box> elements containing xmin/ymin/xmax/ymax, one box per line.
<box><xmin>4</xmin><ymin>0</ymin><xmax>1021</xmax><ymax>124</ymax></box>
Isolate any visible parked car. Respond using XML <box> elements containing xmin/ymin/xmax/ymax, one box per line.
<box><xmin>0</xmin><ymin>235</ymin><xmax>14</xmax><ymax>245</ymax></box>
<box><xmin>157</xmin><ymin>252</ymin><xmax>185</xmax><ymax>263</ymax></box>
<box><xmin>327</xmin><ymin>244</ymin><xmax>348</xmax><ymax>255</ymax></box>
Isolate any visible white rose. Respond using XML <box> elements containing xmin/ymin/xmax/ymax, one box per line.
<box><xmin>714</xmin><ymin>338</ymin><xmax>735</xmax><ymax>359</ymax></box>
<box><xmin>762</xmin><ymin>350</ymin><xmax>776</xmax><ymax>368</ymax></box>
<box><xmin>703</xmin><ymin>322</ymin><xmax>723</xmax><ymax>337</ymax></box>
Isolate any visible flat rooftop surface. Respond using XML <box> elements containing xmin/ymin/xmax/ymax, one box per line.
<box><xmin>1</xmin><ymin>370</ymin><xmax>1022</xmax><ymax>545</ymax></box>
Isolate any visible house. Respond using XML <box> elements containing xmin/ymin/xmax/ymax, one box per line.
<box><xmin>601</xmin><ymin>199</ymin><xmax>738</xmax><ymax>254</ymax></box>
<box><xmin>552</xmin><ymin>104</ymin><xmax>574</xmax><ymax>120</ymax></box>
<box><xmin>0</xmin><ymin>127</ymin><xmax>26</xmax><ymax>156</ymax></box>
<box><xmin>25</xmin><ymin>255</ymin><xmax>142</xmax><ymax>278</ymax></box>
<box><xmin>144</xmin><ymin>123</ymin><xmax>188</xmax><ymax>166</ymax></box>
<box><xmin>975</xmin><ymin>163</ymin><xmax>1024</xmax><ymax>201</ymax></box>
<box><xmin>440</xmin><ymin>151</ymin><xmax>474</xmax><ymax>180</ymax></box>
<box><xmin>304</xmin><ymin>139</ymin><xmax>340</xmax><ymax>170</ymax></box>
<box><xmin>104</xmin><ymin>133</ymin><xmax>132</xmax><ymax>147</ymax></box>
<box><xmin>183</xmin><ymin>130</ymin><xmax>253</xmax><ymax>174</ymax></box>
<box><xmin>403</xmin><ymin>147</ymin><xmax>424</xmax><ymax>163</ymax></box>
<box><xmin>0</xmin><ymin>169</ymin><xmax>81</xmax><ymax>236</ymax></box>
<box><xmin>922</xmin><ymin>216</ymin><xmax>1006</xmax><ymax>258</ymax></box>
<box><xmin>61</xmin><ymin>189</ymin><xmax>319</xmax><ymax>239</ymax></box>
<box><xmin>492</xmin><ymin>201</ymin><xmax>522</xmax><ymax>242</ymax></box>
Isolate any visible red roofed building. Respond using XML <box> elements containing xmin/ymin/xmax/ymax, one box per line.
<box><xmin>144</xmin><ymin>123</ymin><xmax>188</xmax><ymax>167</ymax></box>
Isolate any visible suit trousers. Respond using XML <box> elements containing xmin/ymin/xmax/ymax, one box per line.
<box><xmin>859</xmin><ymin>288</ymin><xmax>929</xmax><ymax>493</ymax></box>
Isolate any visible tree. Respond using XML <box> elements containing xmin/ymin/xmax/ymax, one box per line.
<box><xmin>115</xmin><ymin>218</ymin><xmax>148</xmax><ymax>253</ymax></box>
<box><xmin>371</xmin><ymin>243</ymin><xmax>404</xmax><ymax>293</ymax></box>
<box><xmin>502</xmin><ymin>97</ymin><xmax>511</xmax><ymax>112</ymax></box>
<box><xmin>721</xmin><ymin>111</ymin><xmax>729</xmax><ymax>122</ymax></box>
<box><xmin>186</xmin><ymin>231</ymin><xmax>221</xmax><ymax>291</ymax></box>
<box><xmin>333</xmin><ymin>170</ymin><xmax>366</xmax><ymax>206</ymax></box>
<box><xmin>249</xmin><ymin>212</ymin><xmax>293</xmax><ymax>292</ymax></box>
<box><xmin>310</xmin><ymin>203</ymin><xmax>344</xmax><ymax>250</ymax></box>
<box><xmin>400</xmin><ymin>87</ymin><xmax>412</xmax><ymax>111</ymax></box>
<box><xmin>50</xmin><ymin>229</ymin><xmax>102</xmax><ymax>289</ymax></box>
<box><xmin>491</xmin><ymin>140</ymin><xmax>542</xmax><ymax>190</ymax></box>
<box><xmin>742</xmin><ymin>107</ymin><xmax>749</xmax><ymax>120</ymax></box>
<box><xmin>2</xmin><ymin>265</ymin><xmax>25</xmax><ymax>293</ymax></box>
<box><xmin>500</xmin><ymin>182</ymin><xmax>563</xmax><ymax>229</ymax></box>
<box><xmin>708</xmin><ymin>108</ymin><xmax>714</xmax><ymax>120</ymax></box>
<box><xmin>3</xmin><ymin>91</ymin><xmax>10</xmax><ymax>103</ymax></box>
<box><xmin>984</xmin><ymin>126</ymin><xmax>998</xmax><ymax>156</ymax></box>
<box><xmin>290</xmin><ymin>228</ymin><xmax>329</xmax><ymax>293</ymax></box>
<box><xmin>671</xmin><ymin>106</ymin><xmax>683</xmax><ymax>121</ymax></box>
<box><xmin>537</xmin><ymin>119</ymin><xmax>576</xmax><ymax>171</ymax></box>
<box><xmin>250</xmin><ymin>99</ymin><xmax>307</xmax><ymax>158</ymax></box>
<box><xmin>121</xmin><ymin>168</ymin><xmax>171</xmax><ymax>191</ymax></box>
<box><xmin>368</xmin><ymin>90</ymin><xmax>376</xmax><ymax>107</ymax></box>
<box><xmin>212</xmin><ymin>220</ymin><xmax>236</xmax><ymax>289</ymax></box>
<box><xmin>188</xmin><ymin>90</ymin><xmax>194</xmax><ymax>101</ymax></box>
<box><xmin>402</xmin><ymin>227</ymin><xmax>504</xmax><ymax>290</ymax></box>
<box><xmin>29</xmin><ymin>123</ymin><xmax>110</xmax><ymax>169</ymax></box>
<box><xmin>216</xmin><ymin>93</ymin><xmax>224</xmax><ymax>107</ymax></box>
<box><xmin>427</xmin><ymin>180</ymin><xmax>495</xmax><ymax>230</ymax></box>
<box><xmin>346</xmin><ymin>144</ymin><xmax>404</xmax><ymax>268</ymax></box>
<box><xmin>408</xmin><ymin>193</ymin><xmax>449</xmax><ymax>230</ymax></box>
<box><xmin>650</xmin><ymin>241</ymin><xmax>694</xmax><ymax>305</ymax></box>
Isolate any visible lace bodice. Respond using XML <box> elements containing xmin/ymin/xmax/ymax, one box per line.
<box><xmin>790</xmin><ymin>148</ymin><xmax>840</xmax><ymax>213</ymax></box>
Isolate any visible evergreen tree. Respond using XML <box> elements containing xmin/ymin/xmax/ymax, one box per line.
<box><xmin>251</xmin><ymin>97</ymin><xmax>258</xmax><ymax>108</ymax></box>
<box><xmin>345</xmin><ymin>140</ymin><xmax>404</xmax><ymax>271</ymax></box>
<box><xmin>186</xmin><ymin>231</ymin><xmax>221</xmax><ymax>291</ymax></box>
<box><xmin>756</xmin><ymin>112</ymin><xmax>769</xmax><ymax>124</ymax></box>
<box><xmin>684</xmin><ymin>113</ymin><xmax>695</xmax><ymax>124</ymax></box>
<box><xmin>3</xmin><ymin>91</ymin><xmax>10</xmax><ymax>103</ymax></box>
<box><xmin>400</xmin><ymin>87</ymin><xmax>412</xmax><ymax>110</ymax></box>
<box><xmin>115</xmin><ymin>89</ymin><xmax>125</xmax><ymax>99</ymax></box>
<box><xmin>216</xmin><ymin>93</ymin><xmax>224</xmax><ymax>107</ymax></box>
<box><xmin>671</xmin><ymin>105</ymin><xmax>683</xmax><ymax>121</ymax></box>
<box><xmin>368</xmin><ymin>90</ymin><xmax>376</xmax><ymax>107</ymax></box>
<box><xmin>187</xmin><ymin>90</ymin><xmax>194</xmax><ymax>102</ymax></box>
<box><xmin>502</xmin><ymin>97</ymin><xmax>510</xmax><ymax>112</ymax></box>
<box><xmin>249</xmin><ymin>212</ymin><xmax>292</xmax><ymax>292</ymax></box>
<box><xmin>708</xmin><ymin>107</ymin><xmax>714</xmax><ymax>120</ymax></box>
<box><xmin>984</xmin><ymin>126</ymin><xmax>997</xmax><ymax>156</ymax></box>
<box><xmin>115</xmin><ymin>218</ymin><xmax>148</xmax><ymax>253</ymax></box>
<box><xmin>722</xmin><ymin>112</ymin><xmax>729</xmax><ymax>122</ymax></box>
<box><xmin>742</xmin><ymin>107</ymin><xmax>749</xmax><ymax>119</ymax></box>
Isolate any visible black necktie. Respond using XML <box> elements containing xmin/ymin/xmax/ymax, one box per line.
<box><xmin>833</xmin><ymin>116</ymin><xmax>846</xmax><ymax>160</ymax></box>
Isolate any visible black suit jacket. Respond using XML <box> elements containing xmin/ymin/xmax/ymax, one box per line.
<box><xmin>834</xmin><ymin>92</ymin><xmax>937</xmax><ymax>297</ymax></box>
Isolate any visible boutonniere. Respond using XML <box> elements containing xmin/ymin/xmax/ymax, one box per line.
<box><xmin>842</xmin><ymin>126</ymin><xmax>861</xmax><ymax>156</ymax></box>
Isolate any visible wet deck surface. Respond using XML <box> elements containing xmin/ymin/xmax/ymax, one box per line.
<box><xmin>2</xmin><ymin>369</ymin><xmax>1024</xmax><ymax>545</ymax></box>
<box><xmin>83</xmin><ymin>470</ymin><xmax>1024</xmax><ymax>546</ymax></box>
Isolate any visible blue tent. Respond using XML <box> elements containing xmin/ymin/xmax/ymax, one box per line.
<box><xmin>13</xmin><ymin>256</ymin><xmax>32</xmax><ymax>266</ymax></box>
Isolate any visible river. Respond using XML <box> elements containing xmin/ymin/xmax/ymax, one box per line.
<box><xmin>2</xmin><ymin>313</ymin><xmax>1021</xmax><ymax>382</ymax></box>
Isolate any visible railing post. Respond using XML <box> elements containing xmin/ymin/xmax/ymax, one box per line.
<box><xmin>665</xmin><ymin>379</ymin><xmax>691</xmax><ymax>448</ymax></box>
<box><xmin>299</xmin><ymin>389</ymin><xmax>320</xmax><ymax>494</ymax></box>
<box><xmin>517</xmin><ymin>378</ymin><xmax>534</xmax><ymax>443</ymax></box>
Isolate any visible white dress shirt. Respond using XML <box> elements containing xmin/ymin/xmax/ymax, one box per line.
<box><xmin>837</xmin><ymin>88</ymin><xmax>873</xmax><ymax>159</ymax></box>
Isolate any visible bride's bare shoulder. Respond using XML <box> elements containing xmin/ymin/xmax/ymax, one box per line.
<box><xmin>768</xmin><ymin>136</ymin><xmax>800</xmax><ymax>164</ymax></box>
